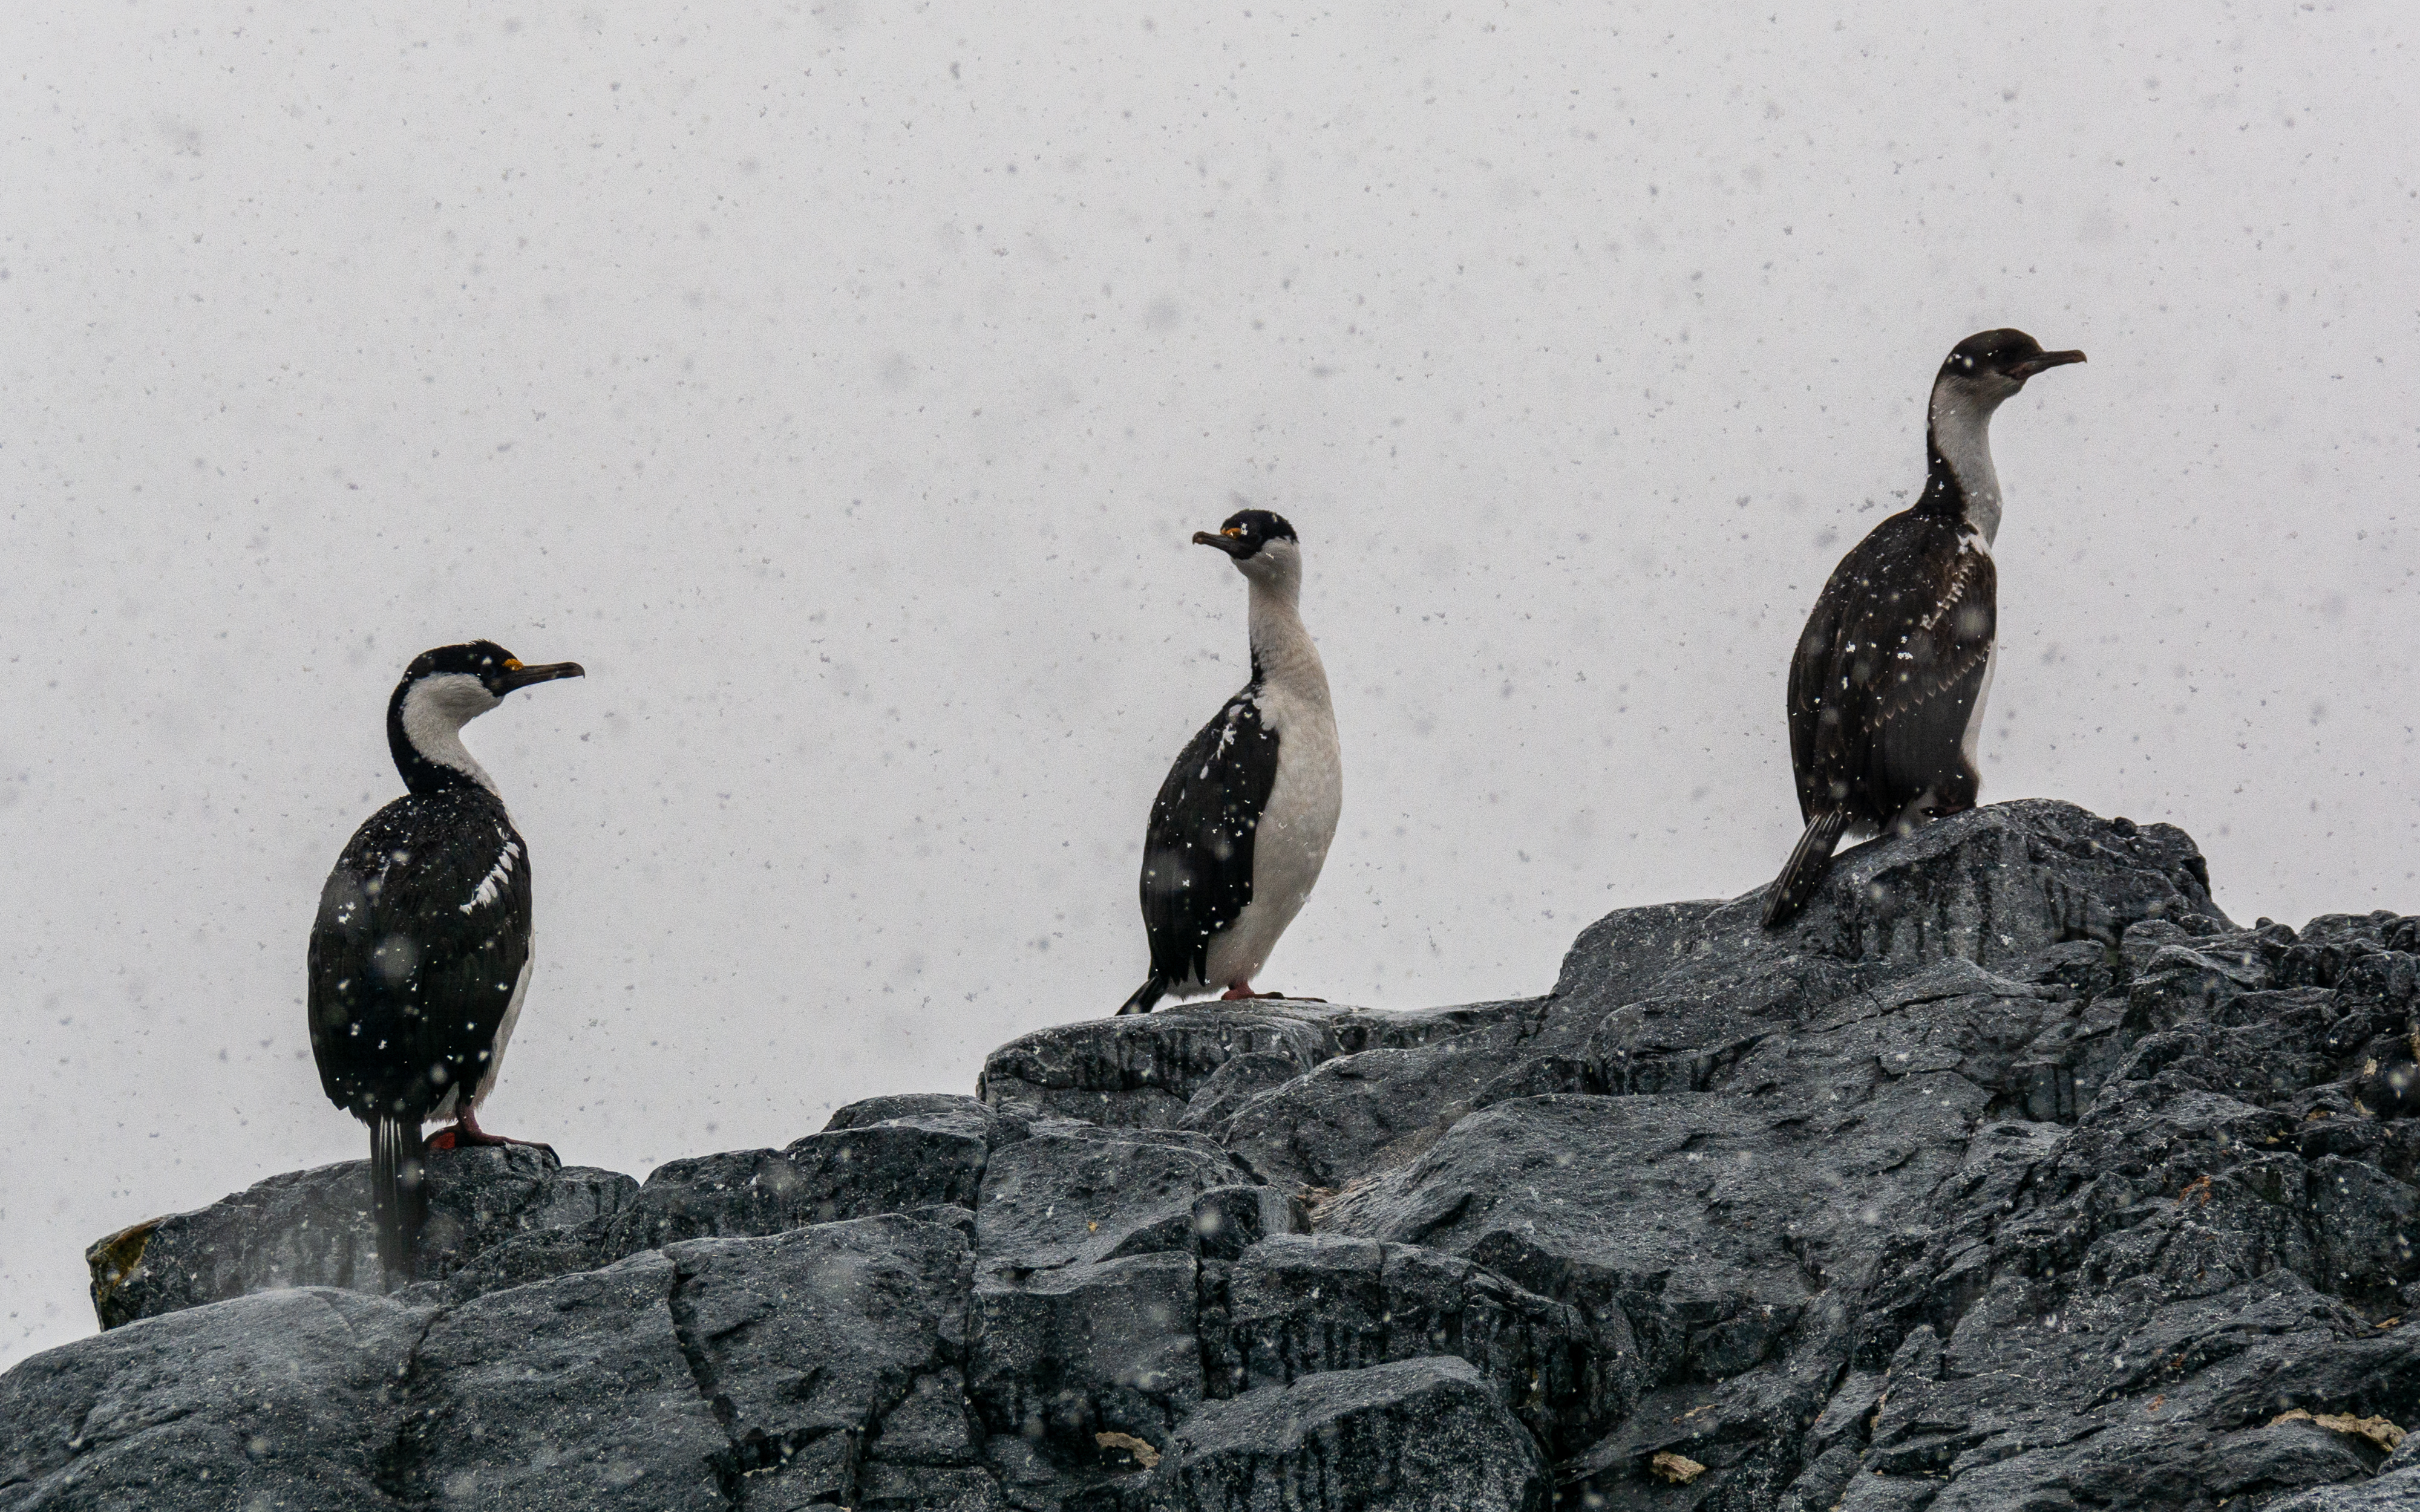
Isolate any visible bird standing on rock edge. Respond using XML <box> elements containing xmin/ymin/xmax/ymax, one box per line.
<box><xmin>1762</xmin><ymin>330</ymin><xmax>2085</xmax><ymax>928</ymax></box>
<box><xmin>1119</xmin><ymin>510</ymin><xmax>1343</xmax><ymax>1015</ymax></box>
<box><xmin>307</xmin><ymin>641</ymin><xmax>584</xmax><ymax>1285</ymax></box>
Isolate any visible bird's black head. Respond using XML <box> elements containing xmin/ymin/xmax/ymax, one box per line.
<box><xmin>1939</xmin><ymin>328</ymin><xmax>2086</xmax><ymax>387</ymax></box>
<box><xmin>1192</xmin><ymin>509</ymin><xmax>1300</xmax><ymax>561</ymax></box>
<box><xmin>387</xmin><ymin>642</ymin><xmax>585</xmax><ymax>796</ymax></box>
<box><xmin>402</xmin><ymin>641</ymin><xmax>587</xmax><ymax>700</ymax></box>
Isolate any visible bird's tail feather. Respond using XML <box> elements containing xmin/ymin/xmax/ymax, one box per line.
<box><xmin>369</xmin><ymin>1113</ymin><xmax>424</xmax><ymax>1289</ymax></box>
<box><xmin>1764</xmin><ymin>810</ymin><xmax>1850</xmax><ymax>929</ymax></box>
<box><xmin>1117</xmin><ymin>976</ymin><xmax>1167</xmax><ymax>1016</ymax></box>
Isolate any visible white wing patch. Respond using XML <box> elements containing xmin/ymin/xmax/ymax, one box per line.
<box><xmin>1200</xmin><ymin>696</ymin><xmax>1252</xmax><ymax>778</ymax></box>
<box><xmin>461</xmin><ymin>832</ymin><xmax>522</xmax><ymax>914</ymax></box>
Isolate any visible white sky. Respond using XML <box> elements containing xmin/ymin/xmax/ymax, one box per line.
<box><xmin>4</xmin><ymin>2</ymin><xmax>2413</xmax><ymax>1370</ymax></box>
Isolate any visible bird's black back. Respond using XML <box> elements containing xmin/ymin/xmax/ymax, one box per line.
<box><xmin>1139</xmin><ymin>687</ymin><xmax>1280</xmax><ymax>988</ymax></box>
<box><xmin>308</xmin><ymin>787</ymin><xmax>534</xmax><ymax>1125</ymax></box>
<box><xmin>1786</xmin><ymin>507</ymin><xmax>1998</xmax><ymax>832</ymax></box>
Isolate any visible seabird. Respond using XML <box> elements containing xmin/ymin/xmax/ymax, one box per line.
<box><xmin>307</xmin><ymin>640</ymin><xmax>584</xmax><ymax>1283</ymax></box>
<box><xmin>1119</xmin><ymin>510</ymin><xmax>1342</xmax><ymax>1015</ymax></box>
<box><xmin>1762</xmin><ymin>329</ymin><xmax>2084</xmax><ymax>927</ymax></box>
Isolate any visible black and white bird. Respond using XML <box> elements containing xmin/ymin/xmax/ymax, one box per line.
<box><xmin>307</xmin><ymin>641</ymin><xmax>584</xmax><ymax>1283</ymax></box>
<box><xmin>1762</xmin><ymin>330</ymin><xmax>2085</xmax><ymax>928</ymax></box>
<box><xmin>1119</xmin><ymin>510</ymin><xmax>1342</xmax><ymax>1015</ymax></box>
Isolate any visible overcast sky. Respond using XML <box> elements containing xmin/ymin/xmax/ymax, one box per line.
<box><xmin>4</xmin><ymin>3</ymin><xmax>2413</xmax><ymax>1369</ymax></box>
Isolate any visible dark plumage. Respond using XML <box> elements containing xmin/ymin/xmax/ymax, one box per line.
<box><xmin>1120</xmin><ymin>509</ymin><xmax>1341</xmax><ymax>1015</ymax></box>
<box><xmin>1129</xmin><ymin>688</ymin><xmax>1281</xmax><ymax>1012</ymax></box>
<box><xmin>1764</xmin><ymin>330</ymin><xmax>2083</xmax><ymax>927</ymax></box>
<box><xmin>307</xmin><ymin>641</ymin><xmax>583</xmax><ymax>1283</ymax></box>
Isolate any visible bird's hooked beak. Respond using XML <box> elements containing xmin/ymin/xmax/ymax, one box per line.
<box><xmin>1192</xmin><ymin>528</ymin><xmax>1252</xmax><ymax>558</ymax></box>
<box><xmin>495</xmin><ymin>659</ymin><xmax>586</xmax><ymax>694</ymax></box>
<box><xmin>2009</xmin><ymin>349</ymin><xmax>2086</xmax><ymax>379</ymax></box>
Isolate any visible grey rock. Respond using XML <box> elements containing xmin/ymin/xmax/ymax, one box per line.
<box><xmin>1779</xmin><ymin>1442</ymin><xmax>1865</xmax><ymax>1512</ymax></box>
<box><xmin>1220</xmin><ymin>1023</ymin><xmax>1531</xmax><ymax>1193</ymax></box>
<box><xmin>981</xmin><ymin>1001</ymin><xmax>1351</xmax><ymax>1128</ymax></box>
<box><xmin>978</xmin><ymin>999</ymin><xmax>1508</xmax><ymax>1130</ymax></box>
<box><xmin>666</xmin><ymin>1214</ymin><xmax>979</xmax><ymax>1501</ymax></box>
<box><xmin>827</xmin><ymin>1092</ymin><xmax>1034</xmax><ymax>1148</ymax></box>
<box><xmin>970</xmin><ymin>1252</ymin><xmax>1205</xmax><ymax>1450</ymax></box>
<box><xmin>1176</xmin><ymin>1052</ymin><xmax>1309</xmax><ymax>1136</ymax></box>
<box><xmin>33</xmin><ymin>799</ymin><xmax>2420</xmax><ymax>1512</ymax></box>
<box><xmin>84</xmin><ymin>1144</ymin><xmax>633</xmax><ymax>1328</ymax></box>
<box><xmin>1324</xmin><ymin>1084</ymin><xmax>1966</xmax><ymax>1407</ymax></box>
<box><xmin>1110</xmin><ymin>1357</ymin><xmax>1550</xmax><ymax>1512</ymax></box>
<box><xmin>448</xmin><ymin>1112</ymin><xmax>1007</xmax><ymax>1300</ymax></box>
<box><xmin>384</xmin><ymin>1251</ymin><xmax>728</xmax><ymax>1510</ymax></box>
<box><xmin>437</xmin><ymin>1210</ymin><xmax>630</xmax><ymax>1299</ymax></box>
<box><xmin>1832</xmin><ymin>1472</ymin><xmax>1942</xmax><ymax>1512</ymax></box>
<box><xmin>1102</xmin><ymin>1184</ymin><xmax>1307</xmax><ymax>1266</ymax></box>
<box><xmin>975</xmin><ymin>1127</ymin><xmax>1255</xmax><ymax>1280</ymax></box>
<box><xmin>613</xmin><ymin>1118</ymin><xmax>996</xmax><ymax>1254</ymax></box>
<box><xmin>2386</xmin><ymin>1431</ymin><xmax>2420</xmax><ymax>1474</ymax></box>
<box><xmin>2198</xmin><ymin>1418</ymin><xmax>2376</xmax><ymax>1496</ymax></box>
<box><xmin>786</xmin><ymin>1117</ymin><xmax>997</xmax><ymax>1216</ymax></box>
<box><xmin>2267</xmin><ymin>1467</ymin><xmax>2420</xmax><ymax>1511</ymax></box>
<box><xmin>0</xmin><ymin>1287</ymin><xmax>428</xmax><ymax>1511</ymax></box>
<box><xmin>608</xmin><ymin>1145</ymin><xmax>836</xmax><ymax>1250</ymax></box>
<box><xmin>1208</xmin><ymin>1233</ymin><xmax>1604</xmax><ymax>1457</ymax></box>
<box><xmin>858</xmin><ymin>1462</ymin><xmax>1015</xmax><ymax>1510</ymax></box>
<box><xmin>1759</xmin><ymin>798</ymin><xmax>2227</xmax><ymax>969</ymax></box>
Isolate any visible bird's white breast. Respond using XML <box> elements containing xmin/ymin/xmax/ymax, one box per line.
<box><xmin>1960</xmin><ymin>644</ymin><xmax>1998</xmax><ymax>777</ymax></box>
<box><xmin>1198</xmin><ymin>680</ymin><xmax>1342</xmax><ymax>990</ymax></box>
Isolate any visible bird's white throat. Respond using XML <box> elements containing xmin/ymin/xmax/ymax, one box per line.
<box><xmin>400</xmin><ymin>674</ymin><xmax>502</xmax><ymax>795</ymax></box>
<box><xmin>1243</xmin><ymin>552</ymin><xmax>1327</xmax><ymax>699</ymax></box>
<box><xmin>1928</xmin><ymin>379</ymin><xmax>2007</xmax><ymax>544</ymax></box>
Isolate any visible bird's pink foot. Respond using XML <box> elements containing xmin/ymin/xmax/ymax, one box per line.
<box><xmin>425</xmin><ymin>1113</ymin><xmax>555</xmax><ymax>1159</ymax></box>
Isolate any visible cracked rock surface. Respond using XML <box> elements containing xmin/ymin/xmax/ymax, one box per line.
<box><xmin>13</xmin><ymin>800</ymin><xmax>2420</xmax><ymax>1509</ymax></box>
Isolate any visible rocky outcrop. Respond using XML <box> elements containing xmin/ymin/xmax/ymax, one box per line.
<box><xmin>83</xmin><ymin>1144</ymin><xmax>635</xmax><ymax>1329</ymax></box>
<box><xmin>10</xmin><ymin>799</ymin><xmax>2420</xmax><ymax>1510</ymax></box>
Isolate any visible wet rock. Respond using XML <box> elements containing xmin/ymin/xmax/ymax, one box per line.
<box><xmin>978</xmin><ymin>1000</ymin><xmax>1505</xmax><ymax>1130</ymax></box>
<box><xmin>611</xmin><ymin>1118</ymin><xmax>996</xmax><ymax>1254</ymax></box>
<box><xmin>0</xmin><ymin>1287</ymin><xmax>429</xmax><ymax>1511</ymax></box>
<box><xmin>1326</xmin><ymin>1083</ymin><xmax>1972</xmax><ymax>1389</ymax></box>
<box><xmin>980</xmin><ymin>1002</ymin><xmax>1350</xmax><ymax>1128</ymax></box>
<box><xmin>975</xmin><ymin>1126</ymin><xmax>1255</xmax><ymax>1280</ymax></box>
<box><xmin>446</xmin><ymin>1112</ymin><xmax>1009</xmax><ymax>1302</ymax></box>
<box><xmin>826</xmin><ymin>1092</ymin><xmax>1034</xmax><ymax>1147</ymax></box>
<box><xmin>605</xmin><ymin>1145</ymin><xmax>835</xmax><ymax>1250</ymax></box>
<box><xmin>84</xmin><ymin>1144</ymin><xmax>633</xmax><ymax>1329</ymax></box>
<box><xmin>34</xmin><ymin>800</ymin><xmax>2420</xmax><ymax>1512</ymax></box>
<box><xmin>2199</xmin><ymin>1418</ymin><xmax>2378</xmax><ymax>1496</ymax></box>
<box><xmin>1220</xmin><ymin>1025</ymin><xmax>1530</xmax><ymax>1193</ymax></box>
<box><xmin>1176</xmin><ymin>1052</ymin><xmax>1307</xmax><ymax>1135</ymax></box>
<box><xmin>1470</xmin><ymin>1054</ymin><xmax>1603</xmax><ymax>1109</ymax></box>
<box><xmin>785</xmin><ymin>1118</ymin><xmax>995</xmax><ymax>1220</ymax></box>
<box><xmin>666</xmin><ymin>1214</ymin><xmax>980</xmax><ymax>1501</ymax></box>
<box><xmin>384</xmin><ymin>1252</ymin><xmax>728</xmax><ymax>1510</ymax></box>
<box><xmin>1765</xmin><ymin>798</ymin><xmax>2227</xmax><ymax>969</ymax></box>
<box><xmin>1109</xmin><ymin>1357</ymin><xmax>1550</xmax><ymax>1512</ymax></box>
<box><xmin>859</xmin><ymin>1462</ymin><xmax>1015</xmax><ymax>1510</ymax></box>
<box><xmin>1208</xmin><ymin>1233</ymin><xmax>1604</xmax><ymax>1456</ymax></box>
<box><xmin>1101</xmin><ymin>1185</ymin><xmax>1307</xmax><ymax>1266</ymax></box>
<box><xmin>970</xmin><ymin>1253</ymin><xmax>1204</xmax><ymax>1453</ymax></box>
<box><xmin>2265</xmin><ymin>1467</ymin><xmax>2420</xmax><ymax>1512</ymax></box>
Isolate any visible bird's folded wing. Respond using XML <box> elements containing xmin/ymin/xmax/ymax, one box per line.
<box><xmin>1139</xmin><ymin>691</ymin><xmax>1280</xmax><ymax>986</ymax></box>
